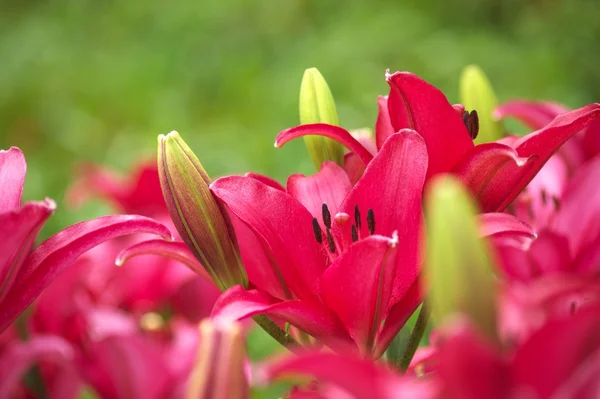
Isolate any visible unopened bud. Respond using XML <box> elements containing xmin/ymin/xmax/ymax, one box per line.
<box><xmin>158</xmin><ymin>131</ymin><xmax>247</xmax><ymax>290</ymax></box>
<box><xmin>299</xmin><ymin>67</ymin><xmax>344</xmax><ymax>169</ymax></box>
<box><xmin>459</xmin><ymin>65</ymin><xmax>504</xmax><ymax>143</ymax></box>
<box><xmin>424</xmin><ymin>175</ymin><xmax>498</xmax><ymax>340</ymax></box>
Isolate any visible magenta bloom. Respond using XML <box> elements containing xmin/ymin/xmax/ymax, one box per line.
<box><xmin>210</xmin><ymin>131</ymin><xmax>427</xmax><ymax>357</ymax></box>
<box><xmin>0</xmin><ymin>147</ymin><xmax>172</xmax><ymax>333</ymax></box>
<box><xmin>276</xmin><ymin>72</ymin><xmax>600</xmax><ymax>213</ymax></box>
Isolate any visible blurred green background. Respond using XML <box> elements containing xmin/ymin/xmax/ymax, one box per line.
<box><xmin>1</xmin><ymin>0</ymin><xmax>598</xmax><ymax>236</ymax></box>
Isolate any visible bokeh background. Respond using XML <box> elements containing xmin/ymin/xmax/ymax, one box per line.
<box><xmin>1</xmin><ymin>0</ymin><xmax>598</xmax><ymax>237</ymax></box>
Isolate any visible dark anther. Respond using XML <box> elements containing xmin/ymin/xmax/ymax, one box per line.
<box><xmin>326</xmin><ymin>228</ymin><xmax>336</xmax><ymax>253</ymax></box>
<box><xmin>351</xmin><ymin>224</ymin><xmax>358</xmax><ymax>242</ymax></box>
<box><xmin>367</xmin><ymin>209</ymin><xmax>375</xmax><ymax>235</ymax></box>
<box><xmin>570</xmin><ymin>302</ymin><xmax>577</xmax><ymax>315</ymax></box>
<box><xmin>552</xmin><ymin>196</ymin><xmax>561</xmax><ymax>211</ymax></box>
<box><xmin>322</xmin><ymin>203</ymin><xmax>332</xmax><ymax>229</ymax></box>
<box><xmin>462</xmin><ymin>110</ymin><xmax>479</xmax><ymax>140</ymax></box>
<box><xmin>312</xmin><ymin>218</ymin><xmax>322</xmax><ymax>244</ymax></box>
<box><xmin>540</xmin><ymin>189</ymin><xmax>548</xmax><ymax>205</ymax></box>
<box><xmin>354</xmin><ymin>204</ymin><xmax>362</xmax><ymax>229</ymax></box>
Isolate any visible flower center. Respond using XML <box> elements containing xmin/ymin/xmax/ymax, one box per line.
<box><xmin>311</xmin><ymin>203</ymin><xmax>376</xmax><ymax>257</ymax></box>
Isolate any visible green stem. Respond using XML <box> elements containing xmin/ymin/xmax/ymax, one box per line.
<box><xmin>399</xmin><ymin>302</ymin><xmax>430</xmax><ymax>371</ymax></box>
<box><xmin>253</xmin><ymin>315</ymin><xmax>298</xmax><ymax>348</ymax></box>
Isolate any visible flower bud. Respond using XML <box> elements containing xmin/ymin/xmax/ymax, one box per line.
<box><xmin>424</xmin><ymin>175</ymin><xmax>498</xmax><ymax>340</ymax></box>
<box><xmin>186</xmin><ymin>320</ymin><xmax>248</xmax><ymax>399</ymax></box>
<box><xmin>459</xmin><ymin>65</ymin><xmax>504</xmax><ymax>143</ymax></box>
<box><xmin>299</xmin><ymin>67</ymin><xmax>345</xmax><ymax>169</ymax></box>
<box><xmin>158</xmin><ymin>131</ymin><xmax>247</xmax><ymax>290</ymax></box>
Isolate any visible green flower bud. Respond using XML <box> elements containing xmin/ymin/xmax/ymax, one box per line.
<box><xmin>158</xmin><ymin>131</ymin><xmax>247</xmax><ymax>290</ymax></box>
<box><xmin>459</xmin><ymin>65</ymin><xmax>504</xmax><ymax>143</ymax></box>
<box><xmin>424</xmin><ymin>175</ymin><xmax>498</xmax><ymax>339</ymax></box>
<box><xmin>299</xmin><ymin>67</ymin><xmax>345</xmax><ymax>169</ymax></box>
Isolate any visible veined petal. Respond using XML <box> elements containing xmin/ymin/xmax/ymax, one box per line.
<box><xmin>211</xmin><ymin>286</ymin><xmax>348</xmax><ymax>342</ymax></box>
<box><xmin>375</xmin><ymin>95</ymin><xmax>395</xmax><ymax>150</ymax></box>
<box><xmin>493</xmin><ymin>100</ymin><xmax>569</xmax><ymax>130</ymax></box>
<box><xmin>478</xmin><ymin>213</ymin><xmax>536</xmax><ymax>248</ymax></box>
<box><xmin>0</xmin><ymin>147</ymin><xmax>26</xmax><ymax>212</ymax></box>
<box><xmin>452</xmin><ymin>142</ymin><xmax>538</xmax><ymax>212</ymax></box>
<box><xmin>0</xmin><ymin>215</ymin><xmax>172</xmax><ymax>333</ymax></box>
<box><xmin>341</xmin><ymin>130</ymin><xmax>427</xmax><ymax>303</ymax></box>
<box><xmin>116</xmin><ymin>239</ymin><xmax>212</xmax><ymax>282</ymax></box>
<box><xmin>287</xmin><ymin>161</ymin><xmax>352</xmax><ymax>227</ymax></box>
<box><xmin>320</xmin><ymin>235</ymin><xmax>399</xmax><ymax>355</ymax></box>
<box><xmin>210</xmin><ymin>176</ymin><xmax>327</xmax><ymax>301</ymax></box>
<box><xmin>0</xmin><ymin>199</ymin><xmax>56</xmax><ymax>303</ymax></box>
<box><xmin>343</xmin><ymin>152</ymin><xmax>366</xmax><ymax>185</ymax></box>
<box><xmin>386</xmin><ymin>72</ymin><xmax>474</xmax><ymax>177</ymax></box>
<box><xmin>244</xmin><ymin>172</ymin><xmax>285</xmax><ymax>191</ymax></box>
<box><xmin>275</xmin><ymin>124</ymin><xmax>374</xmax><ymax>166</ymax></box>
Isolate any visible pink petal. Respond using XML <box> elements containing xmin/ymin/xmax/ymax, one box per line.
<box><xmin>116</xmin><ymin>239</ymin><xmax>212</xmax><ymax>282</ymax></box>
<box><xmin>275</xmin><ymin>123</ymin><xmax>374</xmax><ymax>166</ymax></box>
<box><xmin>493</xmin><ymin>100</ymin><xmax>569</xmax><ymax>130</ymax></box>
<box><xmin>244</xmin><ymin>172</ymin><xmax>285</xmax><ymax>191</ymax></box>
<box><xmin>580</xmin><ymin>119</ymin><xmax>600</xmax><ymax>159</ymax></box>
<box><xmin>478</xmin><ymin>212</ymin><xmax>536</xmax><ymax>247</ymax></box>
<box><xmin>341</xmin><ymin>130</ymin><xmax>427</xmax><ymax>302</ymax></box>
<box><xmin>0</xmin><ymin>215</ymin><xmax>172</xmax><ymax>333</ymax></box>
<box><xmin>527</xmin><ymin>230</ymin><xmax>572</xmax><ymax>276</ymax></box>
<box><xmin>386</xmin><ymin>72</ymin><xmax>474</xmax><ymax>177</ymax></box>
<box><xmin>452</xmin><ymin>142</ymin><xmax>538</xmax><ymax>212</ymax></box>
<box><xmin>211</xmin><ymin>286</ymin><xmax>349</xmax><ymax>343</ymax></box>
<box><xmin>0</xmin><ymin>200</ymin><xmax>56</xmax><ymax>302</ymax></box>
<box><xmin>0</xmin><ymin>147</ymin><xmax>26</xmax><ymax>212</ymax></box>
<box><xmin>343</xmin><ymin>152</ymin><xmax>366</xmax><ymax>185</ymax></box>
<box><xmin>320</xmin><ymin>235</ymin><xmax>400</xmax><ymax>354</ymax></box>
<box><xmin>375</xmin><ymin>95</ymin><xmax>395</xmax><ymax>150</ymax></box>
<box><xmin>210</xmin><ymin>176</ymin><xmax>327</xmax><ymax>301</ymax></box>
<box><xmin>0</xmin><ymin>335</ymin><xmax>77</xmax><ymax>398</ymax></box>
<box><xmin>287</xmin><ymin>161</ymin><xmax>352</xmax><ymax>228</ymax></box>
<box><xmin>573</xmin><ymin>234</ymin><xmax>600</xmax><ymax>276</ymax></box>
<box><xmin>260</xmin><ymin>351</ymin><xmax>434</xmax><ymax>399</ymax></box>
<box><xmin>512</xmin><ymin>305</ymin><xmax>600</xmax><ymax>398</ymax></box>
<box><xmin>551</xmin><ymin>154</ymin><xmax>600</xmax><ymax>255</ymax></box>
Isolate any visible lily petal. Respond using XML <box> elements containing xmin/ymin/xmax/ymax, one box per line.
<box><xmin>210</xmin><ymin>176</ymin><xmax>327</xmax><ymax>301</ymax></box>
<box><xmin>493</xmin><ymin>100</ymin><xmax>569</xmax><ymax>130</ymax></box>
<box><xmin>343</xmin><ymin>152</ymin><xmax>366</xmax><ymax>185</ymax></box>
<box><xmin>0</xmin><ymin>200</ymin><xmax>56</xmax><ymax>303</ymax></box>
<box><xmin>244</xmin><ymin>172</ymin><xmax>285</xmax><ymax>191</ymax></box>
<box><xmin>478</xmin><ymin>213</ymin><xmax>537</xmax><ymax>247</ymax></box>
<box><xmin>211</xmin><ymin>286</ymin><xmax>348</xmax><ymax>342</ymax></box>
<box><xmin>0</xmin><ymin>215</ymin><xmax>172</xmax><ymax>333</ymax></box>
<box><xmin>386</xmin><ymin>72</ymin><xmax>474</xmax><ymax>177</ymax></box>
<box><xmin>0</xmin><ymin>147</ymin><xmax>27</xmax><ymax>212</ymax></box>
<box><xmin>375</xmin><ymin>95</ymin><xmax>395</xmax><ymax>150</ymax></box>
<box><xmin>116</xmin><ymin>239</ymin><xmax>212</xmax><ymax>282</ymax></box>
<box><xmin>341</xmin><ymin>130</ymin><xmax>427</xmax><ymax>302</ymax></box>
<box><xmin>320</xmin><ymin>235</ymin><xmax>399</xmax><ymax>354</ymax></box>
<box><xmin>287</xmin><ymin>161</ymin><xmax>352</xmax><ymax>227</ymax></box>
<box><xmin>276</xmin><ymin>124</ymin><xmax>374</xmax><ymax>166</ymax></box>
<box><xmin>452</xmin><ymin>142</ymin><xmax>538</xmax><ymax>212</ymax></box>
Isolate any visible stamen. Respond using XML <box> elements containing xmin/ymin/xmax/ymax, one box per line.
<box><xmin>552</xmin><ymin>196</ymin><xmax>561</xmax><ymax>211</ymax></box>
<box><xmin>351</xmin><ymin>224</ymin><xmax>358</xmax><ymax>243</ymax></box>
<box><xmin>354</xmin><ymin>204</ymin><xmax>362</xmax><ymax>229</ymax></box>
<box><xmin>312</xmin><ymin>218</ymin><xmax>322</xmax><ymax>244</ymax></box>
<box><xmin>367</xmin><ymin>209</ymin><xmax>375</xmax><ymax>235</ymax></box>
<box><xmin>326</xmin><ymin>228</ymin><xmax>336</xmax><ymax>253</ymax></box>
<box><xmin>322</xmin><ymin>203</ymin><xmax>332</xmax><ymax>229</ymax></box>
<box><xmin>462</xmin><ymin>110</ymin><xmax>479</xmax><ymax>140</ymax></box>
<box><xmin>540</xmin><ymin>189</ymin><xmax>548</xmax><ymax>205</ymax></box>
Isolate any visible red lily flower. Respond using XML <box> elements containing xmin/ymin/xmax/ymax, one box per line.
<box><xmin>428</xmin><ymin>305</ymin><xmax>600</xmax><ymax>399</ymax></box>
<box><xmin>210</xmin><ymin>131</ymin><xmax>428</xmax><ymax>357</ymax></box>
<box><xmin>276</xmin><ymin>72</ymin><xmax>600</xmax><ymax>213</ymax></box>
<box><xmin>258</xmin><ymin>350</ymin><xmax>437</xmax><ymax>399</ymax></box>
<box><xmin>0</xmin><ymin>147</ymin><xmax>172</xmax><ymax>334</ymax></box>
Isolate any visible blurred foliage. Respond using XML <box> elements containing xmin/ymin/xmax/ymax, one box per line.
<box><xmin>1</xmin><ymin>0</ymin><xmax>598</xmax><ymax>238</ymax></box>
